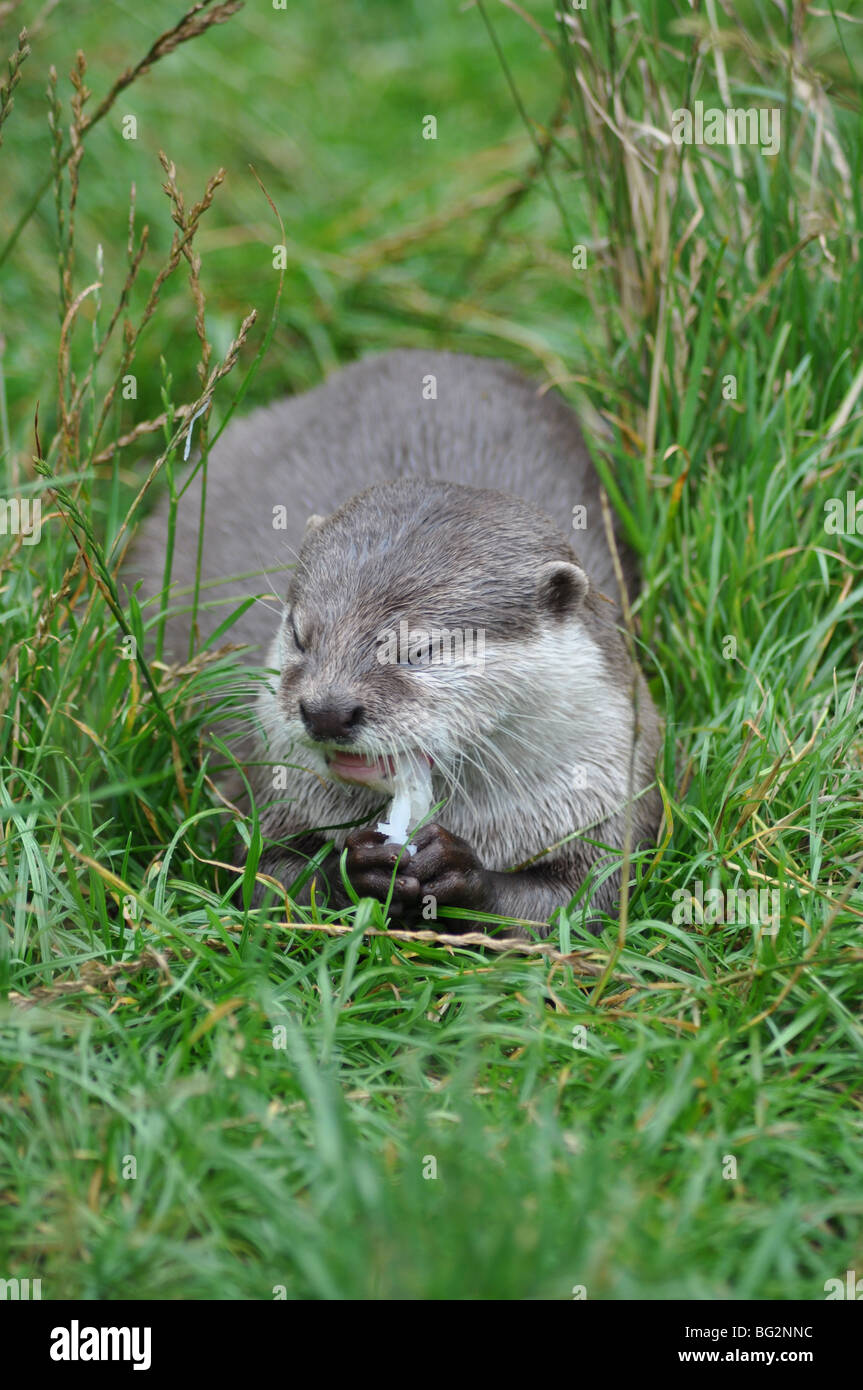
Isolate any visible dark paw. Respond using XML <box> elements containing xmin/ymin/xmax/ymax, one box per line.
<box><xmin>409</xmin><ymin>823</ymin><xmax>489</xmax><ymax>912</ymax></box>
<box><xmin>344</xmin><ymin>822</ymin><xmax>490</xmax><ymax>923</ymax></box>
<box><xmin>344</xmin><ymin>827</ymin><xmax>422</xmax><ymax>918</ymax></box>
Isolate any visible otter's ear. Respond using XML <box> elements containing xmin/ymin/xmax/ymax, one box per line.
<box><xmin>536</xmin><ymin>560</ymin><xmax>589</xmax><ymax>618</ymax></box>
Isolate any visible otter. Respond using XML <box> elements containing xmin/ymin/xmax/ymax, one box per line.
<box><xmin>127</xmin><ymin>350</ymin><xmax>662</xmax><ymax>935</ymax></box>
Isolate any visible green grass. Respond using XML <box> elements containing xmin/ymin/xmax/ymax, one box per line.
<box><xmin>1</xmin><ymin>0</ymin><xmax>862</xmax><ymax>1300</ymax></box>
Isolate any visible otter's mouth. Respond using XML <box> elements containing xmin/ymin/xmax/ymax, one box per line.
<box><xmin>324</xmin><ymin>749</ymin><xmax>432</xmax><ymax>790</ymax></box>
<box><xmin>325</xmin><ymin>750</ymin><xmax>395</xmax><ymax>788</ymax></box>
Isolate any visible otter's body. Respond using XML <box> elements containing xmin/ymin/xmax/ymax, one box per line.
<box><xmin>128</xmin><ymin>351</ymin><xmax>662</xmax><ymax>934</ymax></box>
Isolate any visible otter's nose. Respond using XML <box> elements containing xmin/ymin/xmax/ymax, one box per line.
<box><xmin>299</xmin><ymin>694</ymin><xmax>365</xmax><ymax>743</ymax></box>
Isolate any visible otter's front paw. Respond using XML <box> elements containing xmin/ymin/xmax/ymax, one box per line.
<box><xmin>344</xmin><ymin>823</ymin><xmax>490</xmax><ymax>924</ymax></box>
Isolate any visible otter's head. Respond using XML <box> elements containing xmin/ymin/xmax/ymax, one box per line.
<box><xmin>273</xmin><ymin>479</ymin><xmax>592</xmax><ymax>796</ymax></box>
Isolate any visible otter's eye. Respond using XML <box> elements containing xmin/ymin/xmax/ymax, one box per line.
<box><xmin>289</xmin><ymin>611</ymin><xmax>305</xmax><ymax>652</ymax></box>
<box><xmin>376</xmin><ymin>623</ymin><xmax>438</xmax><ymax>668</ymax></box>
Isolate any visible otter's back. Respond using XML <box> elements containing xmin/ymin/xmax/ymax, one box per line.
<box><xmin>127</xmin><ymin>349</ymin><xmax>626</xmax><ymax>659</ymax></box>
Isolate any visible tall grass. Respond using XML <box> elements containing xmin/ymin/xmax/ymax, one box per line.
<box><xmin>0</xmin><ymin>0</ymin><xmax>861</xmax><ymax>1299</ymax></box>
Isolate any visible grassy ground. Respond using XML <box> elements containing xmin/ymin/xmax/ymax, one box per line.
<box><xmin>1</xmin><ymin>0</ymin><xmax>862</xmax><ymax>1300</ymax></box>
